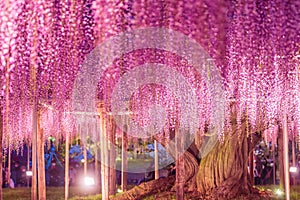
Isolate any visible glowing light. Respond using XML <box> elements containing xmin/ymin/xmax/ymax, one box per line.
<box><xmin>26</xmin><ymin>171</ymin><xmax>32</xmax><ymax>176</ymax></box>
<box><xmin>81</xmin><ymin>159</ymin><xmax>85</xmax><ymax>163</ymax></box>
<box><xmin>289</xmin><ymin>167</ymin><xmax>297</xmax><ymax>173</ymax></box>
<box><xmin>274</xmin><ymin>189</ymin><xmax>284</xmax><ymax>196</ymax></box>
<box><xmin>84</xmin><ymin>177</ymin><xmax>95</xmax><ymax>186</ymax></box>
<box><xmin>117</xmin><ymin>188</ymin><xmax>123</xmax><ymax>193</ymax></box>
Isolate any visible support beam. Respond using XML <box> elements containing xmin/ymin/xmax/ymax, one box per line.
<box><xmin>30</xmin><ymin>3</ymin><xmax>38</xmax><ymax>198</ymax></box>
<box><xmin>27</xmin><ymin>144</ymin><xmax>30</xmax><ymax>188</ymax></box>
<box><xmin>272</xmin><ymin>129</ymin><xmax>276</xmax><ymax>185</ymax></box>
<box><xmin>100</xmin><ymin>113</ymin><xmax>109</xmax><ymax>200</ymax></box>
<box><xmin>83</xmin><ymin>146</ymin><xmax>87</xmax><ymax>177</ymax></box>
<box><xmin>65</xmin><ymin>132</ymin><xmax>70</xmax><ymax>200</ymax></box>
<box><xmin>5</xmin><ymin>55</ymin><xmax>10</xmax><ymax>188</ymax></box>
<box><xmin>176</xmin><ymin>128</ymin><xmax>184</xmax><ymax>200</ymax></box>
<box><xmin>291</xmin><ymin>123</ymin><xmax>296</xmax><ymax>185</ymax></box>
<box><xmin>7</xmin><ymin>146</ymin><xmax>11</xmax><ymax>187</ymax></box>
<box><xmin>31</xmin><ymin>102</ymin><xmax>38</xmax><ymax>200</ymax></box>
<box><xmin>121</xmin><ymin>127</ymin><xmax>128</xmax><ymax>191</ymax></box>
<box><xmin>95</xmin><ymin>142</ymin><xmax>99</xmax><ymax>187</ymax></box>
<box><xmin>283</xmin><ymin>113</ymin><xmax>290</xmax><ymax>200</ymax></box>
<box><xmin>109</xmin><ymin>116</ymin><xmax>116</xmax><ymax>195</ymax></box>
<box><xmin>37</xmin><ymin>113</ymin><xmax>46</xmax><ymax>200</ymax></box>
<box><xmin>0</xmin><ymin>101</ymin><xmax>3</xmax><ymax>200</ymax></box>
<box><xmin>278</xmin><ymin>124</ymin><xmax>284</xmax><ymax>190</ymax></box>
<box><xmin>154</xmin><ymin>140</ymin><xmax>159</xmax><ymax>180</ymax></box>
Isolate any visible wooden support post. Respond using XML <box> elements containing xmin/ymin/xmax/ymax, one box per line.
<box><xmin>154</xmin><ymin>140</ymin><xmax>159</xmax><ymax>180</ymax></box>
<box><xmin>37</xmin><ymin>113</ymin><xmax>46</xmax><ymax>200</ymax></box>
<box><xmin>7</xmin><ymin>145</ymin><xmax>11</xmax><ymax>187</ymax></box>
<box><xmin>278</xmin><ymin>124</ymin><xmax>284</xmax><ymax>190</ymax></box>
<box><xmin>0</xmin><ymin>102</ymin><xmax>3</xmax><ymax>200</ymax></box>
<box><xmin>95</xmin><ymin>141</ymin><xmax>99</xmax><ymax>187</ymax></box>
<box><xmin>100</xmin><ymin>114</ymin><xmax>109</xmax><ymax>200</ymax></box>
<box><xmin>109</xmin><ymin>116</ymin><xmax>116</xmax><ymax>195</ymax></box>
<box><xmin>272</xmin><ymin>129</ymin><xmax>276</xmax><ymax>185</ymax></box>
<box><xmin>27</xmin><ymin>144</ymin><xmax>30</xmax><ymax>187</ymax></box>
<box><xmin>30</xmin><ymin>3</ymin><xmax>38</xmax><ymax>198</ymax></box>
<box><xmin>291</xmin><ymin>124</ymin><xmax>296</xmax><ymax>185</ymax></box>
<box><xmin>283</xmin><ymin>113</ymin><xmax>290</xmax><ymax>200</ymax></box>
<box><xmin>83</xmin><ymin>146</ymin><xmax>87</xmax><ymax>177</ymax></box>
<box><xmin>65</xmin><ymin>132</ymin><xmax>70</xmax><ymax>200</ymax></box>
<box><xmin>31</xmin><ymin>103</ymin><xmax>38</xmax><ymax>200</ymax></box>
<box><xmin>5</xmin><ymin>66</ymin><xmax>10</xmax><ymax>188</ymax></box>
<box><xmin>176</xmin><ymin>128</ymin><xmax>184</xmax><ymax>200</ymax></box>
<box><xmin>121</xmin><ymin>126</ymin><xmax>128</xmax><ymax>191</ymax></box>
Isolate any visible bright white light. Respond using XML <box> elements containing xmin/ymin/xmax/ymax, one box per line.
<box><xmin>289</xmin><ymin>166</ymin><xmax>297</xmax><ymax>173</ymax></box>
<box><xmin>81</xmin><ymin>159</ymin><xmax>85</xmax><ymax>163</ymax></box>
<box><xmin>275</xmin><ymin>189</ymin><xmax>284</xmax><ymax>196</ymax></box>
<box><xmin>117</xmin><ymin>188</ymin><xmax>123</xmax><ymax>193</ymax></box>
<box><xmin>84</xmin><ymin>176</ymin><xmax>95</xmax><ymax>186</ymax></box>
<box><xmin>26</xmin><ymin>171</ymin><xmax>32</xmax><ymax>176</ymax></box>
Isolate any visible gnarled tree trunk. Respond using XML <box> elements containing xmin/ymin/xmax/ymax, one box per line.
<box><xmin>196</xmin><ymin>130</ymin><xmax>256</xmax><ymax>199</ymax></box>
<box><xmin>112</xmin><ymin>121</ymin><xmax>264</xmax><ymax>200</ymax></box>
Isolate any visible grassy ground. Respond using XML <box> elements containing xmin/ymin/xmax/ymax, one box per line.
<box><xmin>256</xmin><ymin>185</ymin><xmax>300</xmax><ymax>200</ymax></box>
<box><xmin>2</xmin><ymin>185</ymin><xmax>300</xmax><ymax>200</ymax></box>
<box><xmin>116</xmin><ymin>158</ymin><xmax>153</xmax><ymax>172</ymax></box>
<box><xmin>2</xmin><ymin>186</ymin><xmax>101</xmax><ymax>200</ymax></box>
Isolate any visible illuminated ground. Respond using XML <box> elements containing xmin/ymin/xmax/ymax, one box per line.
<box><xmin>2</xmin><ymin>185</ymin><xmax>300</xmax><ymax>200</ymax></box>
<box><xmin>2</xmin><ymin>186</ymin><xmax>101</xmax><ymax>200</ymax></box>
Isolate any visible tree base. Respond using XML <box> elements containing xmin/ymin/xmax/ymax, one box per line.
<box><xmin>111</xmin><ymin>176</ymin><xmax>175</xmax><ymax>200</ymax></box>
<box><xmin>111</xmin><ymin>177</ymin><xmax>272</xmax><ymax>200</ymax></box>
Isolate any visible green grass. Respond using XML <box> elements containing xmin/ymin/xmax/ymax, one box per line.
<box><xmin>116</xmin><ymin>159</ymin><xmax>153</xmax><ymax>172</ymax></box>
<box><xmin>2</xmin><ymin>186</ymin><xmax>102</xmax><ymax>200</ymax></box>
<box><xmin>2</xmin><ymin>185</ymin><xmax>300</xmax><ymax>200</ymax></box>
<box><xmin>257</xmin><ymin>185</ymin><xmax>300</xmax><ymax>200</ymax></box>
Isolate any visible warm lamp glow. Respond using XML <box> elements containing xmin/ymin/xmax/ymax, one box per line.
<box><xmin>289</xmin><ymin>166</ymin><xmax>297</xmax><ymax>173</ymax></box>
<box><xmin>117</xmin><ymin>188</ymin><xmax>123</xmax><ymax>193</ymax></box>
<box><xmin>26</xmin><ymin>171</ymin><xmax>33</xmax><ymax>176</ymax></box>
<box><xmin>275</xmin><ymin>189</ymin><xmax>284</xmax><ymax>196</ymax></box>
<box><xmin>84</xmin><ymin>176</ymin><xmax>95</xmax><ymax>186</ymax></box>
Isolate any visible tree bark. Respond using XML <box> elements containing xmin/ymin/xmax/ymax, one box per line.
<box><xmin>196</xmin><ymin>129</ymin><xmax>252</xmax><ymax>199</ymax></box>
<box><xmin>112</xmin><ymin>122</ymin><xmax>266</xmax><ymax>200</ymax></box>
<box><xmin>112</xmin><ymin>176</ymin><xmax>176</xmax><ymax>200</ymax></box>
<box><xmin>249</xmin><ymin>145</ymin><xmax>254</xmax><ymax>186</ymax></box>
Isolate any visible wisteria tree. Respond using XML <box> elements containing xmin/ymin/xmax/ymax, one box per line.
<box><xmin>90</xmin><ymin>0</ymin><xmax>299</xmax><ymax>199</ymax></box>
<box><xmin>0</xmin><ymin>0</ymin><xmax>299</xmax><ymax>200</ymax></box>
<box><xmin>0</xmin><ymin>0</ymin><xmax>93</xmax><ymax>199</ymax></box>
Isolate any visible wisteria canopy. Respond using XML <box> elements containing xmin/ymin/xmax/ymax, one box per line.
<box><xmin>0</xmin><ymin>0</ymin><xmax>299</xmax><ymax>151</ymax></box>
